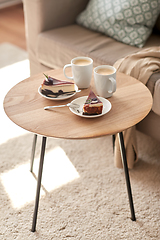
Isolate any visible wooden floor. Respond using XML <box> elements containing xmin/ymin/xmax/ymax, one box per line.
<box><xmin>0</xmin><ymin>3</ymin><xmax>26</xmax><ymax>50</ymax></box>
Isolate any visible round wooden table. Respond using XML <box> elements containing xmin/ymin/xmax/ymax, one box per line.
<box><xmin>4</xmin><ymin>69</ymin><xmax>152</xmax><ymax>139</ymax></box>
<box><xmin>3</xmin><ymin>69</ymin><xmax>152</xmax><ymax>232</ymax></box>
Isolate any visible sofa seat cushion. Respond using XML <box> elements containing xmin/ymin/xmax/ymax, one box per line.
<box><xmin>37</xmin><ymin>24</ymin><xmax>160</xmax><ymax>68</ymax></box>
<box><xmin>36</xmin><ymin>24</ymin><xmax>160</xmax><ymax>95</ymax></box>
<box><xmin>36</xmin><ymin>24</ymin><xmax>140</xmax><ymax>69</ymax></box>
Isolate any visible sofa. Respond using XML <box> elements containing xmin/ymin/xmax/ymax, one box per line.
<box><xmin>23</xmin><ymin>0</ymin><xmax>160</xmax><ymax>142</ymax></box>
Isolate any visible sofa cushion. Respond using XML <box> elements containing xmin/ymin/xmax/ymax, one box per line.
<box><xmin>37</xmin><ymin>24</ymin><xmax>160</xmax><ymax>94</ymax></box>
<box><xmin>37</xmin><ymin>24</ymin><xmax>160</xmax><ymax>68</ymax></box>
<box><xmin>37</xmin><ymin>25</ymin><xmax>139</xmax><ymax>69</ymax></box>
<box><xmin>76</xmin><ymin>0</ymin><xmax>160</xmax><ymax>48</ymax></box>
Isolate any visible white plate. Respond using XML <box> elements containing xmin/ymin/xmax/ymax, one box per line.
<box><xmin>38</xmin><ymin>84</ymin><xmax>78</xmax><ymax>101</ymax></box>
<box><xmin>69</xmin><ymin>96</ymin><xmax>112</xmax><ymax>118</ymax></box>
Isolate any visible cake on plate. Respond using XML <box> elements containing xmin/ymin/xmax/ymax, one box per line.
<box><xmin>41</xmin><ymin>74</ymin><xmax>76</xmax><ymax>97</ymax></box>
<box><xmin>83</xmin><ymin>90</ymin><xmax>103</xmax><ymax>115</ymax></box>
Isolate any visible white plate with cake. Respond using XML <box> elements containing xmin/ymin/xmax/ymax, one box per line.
<box><xmin>38</xmin><ymin>74</ymin><xmax>79</xmax><ymax>100</ymax></box>
<box><xmin>69</xmin><ymin>90</ymin><xmax>112</xmax><ymax>118</ymax></box>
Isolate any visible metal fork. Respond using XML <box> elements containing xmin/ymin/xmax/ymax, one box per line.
<box><xmin>44</xmin><ymin>102</ymin><xmax>80</xmax><ymax>110</ymax></box>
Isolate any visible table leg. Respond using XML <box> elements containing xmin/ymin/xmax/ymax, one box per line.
<box><xmin>31</xmin><ymin>136</ymin><xmax>47</xmax><ymax>232</ymax></box>
<box><xmin>118</xmin><ymin>132</ymin><xmax>136</xmax><ymax>221</ymax></box>
<box><xmin>112</xmin><ymin>134</ymin><xmax>115</xmax><ymax>152</ymax></box>
<box><xmin>30</xmin><ymin>134</ymin><xmax>37</xmax><ymax>172</ymax></box>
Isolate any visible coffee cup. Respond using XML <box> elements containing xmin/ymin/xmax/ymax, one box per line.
<box><xmin>94</xmin><ymin>65</ymin><xmax>116</xmax><ymax>98</ymax></box>
<box><xmin>63</xmin><ymin>56</ymin><xmax>93</xmax><ymax>88</ymax></box>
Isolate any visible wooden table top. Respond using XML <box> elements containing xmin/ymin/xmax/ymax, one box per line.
<box><xmin>3</xmin><ymin>69</ymin><xmax>152</xmax><ymax>139</ymax></box>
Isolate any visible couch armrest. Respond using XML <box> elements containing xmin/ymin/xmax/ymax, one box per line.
<box><xmin>23</xmin><ymin>0</ymin><xmax>89</xmax><ymax>75</ymax></box>
<box><xmin>23</xmin><ymin>0</ymin><xmax>89</xmax><ymax>50</ymax></box>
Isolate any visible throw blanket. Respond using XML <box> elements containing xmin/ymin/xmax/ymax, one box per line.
<box><xmin>113</xmin><ymin>46</ymin><xmax>160</xmax><ymax>169</ymax></box>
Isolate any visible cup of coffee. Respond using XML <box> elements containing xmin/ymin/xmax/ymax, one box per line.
<box><xmin>63</xmin><ymin>56</ymin><xmax>93</xmax><ymax>88</ymax></box>
<box><xmin>94</xmin><ymin>65</ymin><xmax>116</xmax><ymax>98</ymax></box>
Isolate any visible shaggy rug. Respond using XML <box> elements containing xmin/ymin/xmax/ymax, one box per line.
<box><xmin>0</xmin><ymin>43</ymin><xmax>160</xmax><ymax>240</ymax></box>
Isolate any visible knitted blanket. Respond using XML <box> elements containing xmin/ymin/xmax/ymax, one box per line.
<box><xmin>113</xmin><ymin>46</ymin><xmax>160</xmax><ymax>169</ymax></box>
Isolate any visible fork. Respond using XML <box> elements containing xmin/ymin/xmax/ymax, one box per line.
<box><xmin>44</xmin><ymin>102</ymin><xmax>80</xmax><ymax>110</ymax></box>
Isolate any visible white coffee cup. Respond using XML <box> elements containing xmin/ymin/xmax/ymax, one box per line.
<box><xmin>94</xmin><ymin>65</ymin><xmax>116</xmax><ymax>98</ymax></box>
<box><xmin>63</xmin><ymin>56</ymin><xmax>93</xmax><ymax>88</ymax></box>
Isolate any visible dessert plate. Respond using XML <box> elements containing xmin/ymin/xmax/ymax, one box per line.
<box><xmin>38</xmin><ymin>84</ymin><xmax>79</xmax><ymax>101</ymax></box>
<box><xmin>69</xmin><ymin>96</ymin><xmax>112</xmax><ymax>118</ymax></box>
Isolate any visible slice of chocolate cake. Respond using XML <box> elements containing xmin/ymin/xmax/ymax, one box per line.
<box><xmin>83</xmin><ymin>90</ymin><xmax>103</xmax><ymax>115</ymax></box>
<box><xmin>41</xmin><ymin>74</ymin><xmax>76</xmax><ymax>97</ymax></box>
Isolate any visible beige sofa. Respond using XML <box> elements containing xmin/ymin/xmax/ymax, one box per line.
<box><xmin>23</xmin><ymin>0</ymin><xmax>160</xmax><ymax>141</ymax></box>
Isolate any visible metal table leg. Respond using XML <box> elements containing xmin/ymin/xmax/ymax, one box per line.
<box><xmin>112</xmin><ymin>134</ymin><xmax>115</xmax><ymax>152</ymax></box>
<box><xmin>118</xmin><ymin>132</ymin><xmax>136</xmax><ymax>221</ymax></box>
<box><xmin>30</xmin><ymin>134</ymin><xmax>37</xmax><ymax>172</ymax></box>
<box><xmin>31</xmin><ymin>136</ymin><xmax>47</xmax><ymax>232</ymax></box>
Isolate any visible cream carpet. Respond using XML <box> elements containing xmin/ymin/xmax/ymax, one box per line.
<box><xmin>0</xmin><ymin>43</ymin><xmax>160</xmax><ymax>240</ymax></box>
